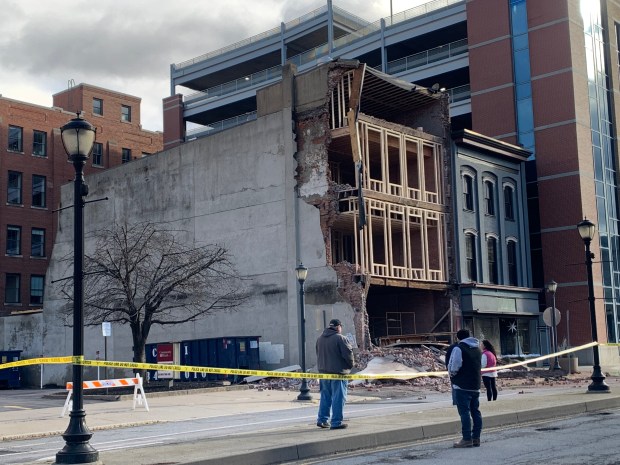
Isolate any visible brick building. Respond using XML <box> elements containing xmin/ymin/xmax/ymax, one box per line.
<box><xmin>0</xmin><ymin>84</ymin><xmax>162</xmax><ymax>316</ymax></box>
<box><xmin>162</xmin><ymin>0</ymin><xmax>620</xmax><ymax>354</ymax></box>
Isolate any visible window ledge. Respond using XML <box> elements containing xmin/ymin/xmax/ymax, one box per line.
<box><xmin>32</xmin><ymin>154</ymin><xmax>48</xmax><ymax>159</ymax></box>
<box><xmin>6</xmin><ymin>254</ymin><xmax>23</xmax><ymax>258</ymax></box>
<box><xmin>6</xmin><ymin>203</ymin><xmax>24</xmax><ymax>208</ymax></box>
<box><xmin>31</xmin><ymin>206</ymin><xmax>48</xmax><ymax>211</ymax></box>
<box><xmin>7</xmin><ymin>150</ymin><xmax>24</xmax><ymax>155</ymax></box>
<box><xmin>30</xmin><ymin>256</ymin><xmax>47</xmax><ymax>260</ymax></box>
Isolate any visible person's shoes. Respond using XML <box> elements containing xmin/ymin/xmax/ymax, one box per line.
<box><xmin>472</xmin><ymin>438</ymin><xmax>480</xmax><ymax>447</ymax></box>
<box><xmin>330</xmin><ymin>424</ymin><xmax>348</xmax><ymax>430</ymax></box>
<box><xmin>453</xmin><ymin>439</ymin><xmax>473</xmax><ymax>448</ymax></box>
<box><xmin>317</xmin><ymin>422</ymin><xmax>330</xmax><ymax>429</ymax></box>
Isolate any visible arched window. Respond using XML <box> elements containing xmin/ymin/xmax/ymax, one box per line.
<box><xmin>507</xmin><ymin>239</ymin><xmax>519</xmax><ymax>286</ymax></box>
<box><xmin>487</xmin><ymin>236</ymin><xmax>498</xmax><ymax>284</ymax></box>
<box><xmin>504</xmin><ymin>184</ymin><xmax>515</xmax><ymax>221</ymax></box>
<box><xmin>484</xmin><ymin>180</ymin><xmax>495</xmax><ymax>215</ymax></box>
<box><xmin>463</xmin><ymin>174</ymin><xmax>475</xmax><ymax>211</ymax></box>
<box><xmin>465</xmin><ymin>232</ymin><xmax>477</xmax><ymax>281</ymax></box>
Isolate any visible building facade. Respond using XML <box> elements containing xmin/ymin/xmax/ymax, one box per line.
<box><xmin>0</xmin><ymin>84</ymin><xmax>163</xmax><ymax>317</ymax></box>
<box><xmin>0</xmin><ymin>60</ymin><xmax>551</xmax><ymax>387</ymax></box>
<box><xmin>163</xmin><ymin>0</ymin><xmax>620</xmax><ymax>352</ymax></box>
<box><xmin>452</xmin><ymin>129</ymin><xmax>539</xmax><ymax>356</ymax></box>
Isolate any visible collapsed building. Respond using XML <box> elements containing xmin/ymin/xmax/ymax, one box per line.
<box><xmin>8</xmin><ymin>60</ymin><xmax>537</xmax><ymax>385</ymax></box>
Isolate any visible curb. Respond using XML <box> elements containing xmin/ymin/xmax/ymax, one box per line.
<box><xmin>173</xmin><ymin>395</ymin><xmax>620</xmax><ymax>465</ymax></box>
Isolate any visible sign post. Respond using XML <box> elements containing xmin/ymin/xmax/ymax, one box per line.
<box><xmin>102</xmin><ymin>322</ymin><xmax>111</xmax><ymax>389</ymax></box>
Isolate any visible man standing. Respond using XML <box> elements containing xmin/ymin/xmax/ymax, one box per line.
<box><xmin>448</xmin><ymin>328</ymin><xmax>482</xmax><ymax>448</ymax></box>
<box><xmin>316</xmin><ymin>318</ymin><xmax>354</xmax><ymax>430</ymax></box>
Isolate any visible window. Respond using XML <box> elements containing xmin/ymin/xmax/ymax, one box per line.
<box><xmin>121</xmin><ymin>148</ymin><xmax>131</xmax><ymax>163</ymax></box>
<box><xmin>504</xmin><ymin>185</ymin><xmax>515</xmax><ymax>220</ymax></box>
<box><xmin>8</xmin><ymin>125</ymin><xmax>23</xmax><ymax>152</ymax></box>
<box><xmin>93</xmin><ymin>98</ymin><xmax>103</xmax><ymax>115</ymax></box>
<box><xmin>33</xmin><ymin>130</ymin><xmax>47</xmax><ymax>156</ymax></box>
<box><xmin>463</xmin><ymin>175</ymin><xmax>474</xmax><ymax>211</ymax></box>
<box><xmin>30</xmin><ymin>275</ymin><xmax>45</xmax><ymax>305</ymax></box>
<box><xmin>484</xmin><ymin>180</ymin><xmax>495</xmax><ymax>215</ymax></box>
<box><xmin>465</xmin><ymin>233</ymin><xmax>477</xmax><ymax>281</ymax></box>
<box><xmin>5</xmin><ymin>274</ymin><xmax>21</xmax><ymax>303</ymax></box>
<box><xmin>507</xmin><ymin>240</ymin><xmax>518</xmax><ymax>286</ymax></box>
<box><xmin>7</xmin><ymin>226</ymin><xmax>21</xmax><ymax>255</ymax></box>
<box><xmin>487</xmin><ymin>236</ymin><xmax>498</xmax><ymax>284</ymax></box>
<box><xmin>92</xmin><ymin>142</ymin><xmax>103</xmax><ymax>166</ymax></box>
<box><xmin>31</xmin><ymin>228</ymin><xmax>45</xmax><ymax>257</ymax></box>
<box><xmin>121</xmin><ymin>105</ymin><xmax>131</xmax><ymax>122</ymax></box>
<box><xmin>32</xmin><ymin>175</ymin><xmax>46</xmax><ymax>208</ymax></box>
<box><xmin>8</xmin><ymin>171</ymin><xmax>22</xmax><ymax>204</ymax></box>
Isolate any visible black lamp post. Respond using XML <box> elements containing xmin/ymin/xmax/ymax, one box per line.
<box><xmin>56</xmin><ymin>115</ymin><xmax>99</xmax><ymax>464</ymax></box>
<box><xmin>296</xmin><ymin>263</ymin><xmax>312</xmax><ymax>401</ymax></box>
<box><xmin>576</xmin><ymin>218</ymin><xmax>610</xmax><ymax>393</ymax></box>
<box><xmin>546</xmin><ymin>280</ymin><xmax>561</xmax><ymax>371</ymax></box>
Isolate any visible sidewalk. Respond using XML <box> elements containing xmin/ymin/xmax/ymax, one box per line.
<box><xmin>5</xmin><ymin>382</ymin><xmax>620</xmax><ymax>465</ymax></box>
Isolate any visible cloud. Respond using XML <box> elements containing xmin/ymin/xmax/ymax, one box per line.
<box><xmin>0</xmin><ymin>0</ymin><xmax>423</xmax><ymax>132</ymax></box>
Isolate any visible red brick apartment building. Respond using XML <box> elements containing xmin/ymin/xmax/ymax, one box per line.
<box><xmin>0</xmin><ymin>84</ymin><xmax>163</xmax><ymax>316</ymax></box>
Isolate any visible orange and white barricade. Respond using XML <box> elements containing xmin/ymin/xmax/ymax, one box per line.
<box><xmin>61</xmin><ymin>373</ymin><xmax>149</xmax><ymax>417</ymax></box>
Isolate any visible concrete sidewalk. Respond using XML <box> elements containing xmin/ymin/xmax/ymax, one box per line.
<box><xmin>5</xmin><ymin>383</ymin><xmax>620</xmax><ymax>465</ymax></box>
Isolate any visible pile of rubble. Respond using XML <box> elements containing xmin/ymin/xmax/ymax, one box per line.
<box><xmin>251</xmin><ymin>345</ymin><xmax>452</xmax><ymax>394</ymax></box>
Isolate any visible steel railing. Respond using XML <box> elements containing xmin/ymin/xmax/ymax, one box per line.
<box><xmin>185</xmin><ymin>111</ymin><xmax>257</xmax><ymax>139</ymax></box>
<box><xmin>386</xmin><ymin>38</ymin><xmax>468</xmax><ymax>74</ymax></box>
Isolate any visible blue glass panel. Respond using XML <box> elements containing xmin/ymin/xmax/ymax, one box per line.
<box><xmin>510</xmin><ymin>2</ymin><xmax>528</xmax><ymax>36</ymax></box>
<box><xmin>518</xmin><ymin>131</ymin><xmax>535</xmax><ymax>151</ymax></box>
<box><xmin>515</xmin><ymin>82</ymin><xmax>531</xmax><ymax>100</ymax></box>
<box><xmin>513</xmin><ymin>34</ymin><xmax>529</xmax><ymax>51</ymax></box>
<box><xmin>597</xmin><ymin>201</ymin><xmax>608</xmax><ymax>232</ymax></box>
<box><xmin>513</xmin><ymin>49</ymin><xmax>532</xmax><ymax>83</ymax></box>
<box><xmin>516</xmin><ymin>99</ymin><xmax>534</xmax><ymax>132</ymax></box>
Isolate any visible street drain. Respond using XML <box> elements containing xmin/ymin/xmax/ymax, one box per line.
<box><xmin>597</xmin><ymin>412</ymin><xmax>613</xmax><ymax>415</ymax></box>
<box><xmin>535</xmin><ymin>427</ymin><xmax>561</xmax><ymax>431</ymax></box>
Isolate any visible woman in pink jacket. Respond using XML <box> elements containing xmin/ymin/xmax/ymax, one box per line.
<box><xmin>481</xmin><ymin>340</ymin><xmax>498</xmax><ymax>401</ymax></box>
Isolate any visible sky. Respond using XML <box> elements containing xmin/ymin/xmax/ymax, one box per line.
<box><xmin>0</xmin><ymin>0</ymin><xmax>424</xmax><ymax>132</ymax></box>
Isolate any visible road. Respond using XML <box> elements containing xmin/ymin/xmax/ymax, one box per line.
<box><xmin>1</xmin><ymin>385</ymin><xmax>617</xmax><ymax>465</ymax></box>
<box><xmin>285</xmin><ymin>408</ymin><xmax>620</xmax><ymax>465</ymax></box>
<box><xmin>0</xmin><ymin>390</ymin><xmax>452</xmax><ymax>464</ymax></box>
<box><xmin>0</xmin><ymin>389</ymin><xmax>108</xmax><ymax>413</ymax></box>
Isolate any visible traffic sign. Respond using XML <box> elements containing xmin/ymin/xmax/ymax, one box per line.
<box><xmin>543</xmin><ymin>307</ymin><xmax>561</xmax><ymax>327</ymax></box>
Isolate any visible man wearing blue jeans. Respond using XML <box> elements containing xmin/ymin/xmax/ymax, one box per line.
<box><xmin>448</xmin><ymin>329</ymin><xmax>482</xmax><ymax>448</ymax></box>
<box><xmin>316</xmin><ymin>318</ymin><xmax>354</xmax><ymax>430</ymax></box>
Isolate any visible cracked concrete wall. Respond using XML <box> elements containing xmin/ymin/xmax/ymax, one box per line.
<box><xmin>293</xmin><ymin>64</ymin><xmax>368</xmax><ymax>349</ymax></box>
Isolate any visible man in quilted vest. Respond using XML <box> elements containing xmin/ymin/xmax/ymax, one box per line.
<box><xmin>448</xmin><ymin>329</ymin><xmax>482</xmax><ymax>448</ymax></box>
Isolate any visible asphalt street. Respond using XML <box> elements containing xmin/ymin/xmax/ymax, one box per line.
<box><xmin>285</xmin><ymin>407</ymin><xmax>620</xmax><ymax>465</ymax></box>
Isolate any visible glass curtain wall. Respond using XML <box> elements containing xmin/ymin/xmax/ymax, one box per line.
<box><xmin>582</xmin><ymin>0</ymin><xmax>620</xmax><ymax>342</ymax></box>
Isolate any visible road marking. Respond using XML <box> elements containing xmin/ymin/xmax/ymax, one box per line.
<box><xmin>1</xmin><ymin>405</ymin><xmax>31</xmax><ymax>410</ymax></box>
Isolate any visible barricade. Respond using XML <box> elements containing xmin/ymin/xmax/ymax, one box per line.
<box><xmin>61</xmin><ymin>373</ymin><xmax>149</xmax><ymax>417</ymax></box>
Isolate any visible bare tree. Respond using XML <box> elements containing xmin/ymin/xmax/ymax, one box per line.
<box><xmin>60</xmin><ymin>221</ymin><xmax>247</xmax><ymax>367</ymax></box>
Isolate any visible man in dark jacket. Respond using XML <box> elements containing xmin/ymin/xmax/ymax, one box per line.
<box><xmin>448</xmin><ymin>328</ymin><xmax>482</xmax><ymax>448</ymax></box>
<box><xmin>316</xmin><ymin>318</ymin><xmax>354</xmax><ymax>430</ymax></box>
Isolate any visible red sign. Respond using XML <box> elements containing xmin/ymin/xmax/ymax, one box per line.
<box><xmin>157</xmin><ymin>344</ymin><xmax>174</xmax><ymax>363</ymax></box>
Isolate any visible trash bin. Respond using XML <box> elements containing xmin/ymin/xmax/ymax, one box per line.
<box><xmin>0</xmin><ymin>350</ymin><xmax>23</xmax><ymax>388</ymax></box>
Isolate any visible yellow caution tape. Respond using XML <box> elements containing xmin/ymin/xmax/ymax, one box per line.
<box><xmin>0</xmin><ymin>342</ymin><xmax>600</xmax><ymax>380</ymax></box>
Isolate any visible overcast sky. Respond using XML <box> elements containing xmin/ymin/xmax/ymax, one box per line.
<box><xmin>1</xmin><ymin>0</ymin><xmax>424</xmax><ymax>132</ymax></box>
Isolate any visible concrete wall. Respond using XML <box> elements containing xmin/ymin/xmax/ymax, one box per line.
<box><xmin>35</xmin><ymin>95</ymin><xmax>353</xmax><ymax>385</ymax></box>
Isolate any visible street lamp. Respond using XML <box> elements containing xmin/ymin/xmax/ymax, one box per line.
<box><xmin>546</xmin><ymin>280</ymin><xmax>561</xmax><ymax>371</ymax></box>
<box><xmin>295</xmin><ymin>263</ymin><xmax>312</xmax><ymax>401</ymax></box>
<box><xmin>576</xmin><ymin>218</ymin><xmax>610</xmax><ymax>393</ymax></box>
<box><xmin>56</xmin><ymin>115</ymin><xmax>99</xmax><ymax>463</ymax></box>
